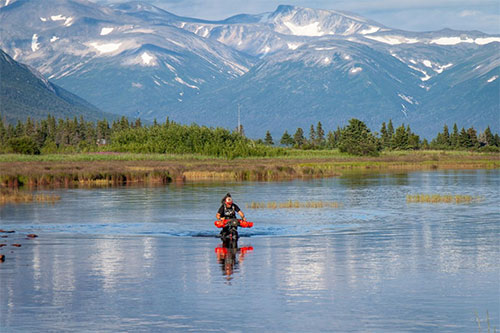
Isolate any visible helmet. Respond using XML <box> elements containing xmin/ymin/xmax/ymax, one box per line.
<box><xmin>225</xmin><ymin>197</ymin><xmax>233</xmax><ymax>205</ymax></box>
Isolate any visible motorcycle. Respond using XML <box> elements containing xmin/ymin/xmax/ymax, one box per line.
<box><xmin>214</xmin><ymin>218</ymin><xmax>253</xmax><ymax>241</ymax></box>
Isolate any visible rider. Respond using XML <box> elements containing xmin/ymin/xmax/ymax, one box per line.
<box><xmin>216</xmin><ymin>194</ymin><xmax>246</xmax><ymax>222</ymax></box>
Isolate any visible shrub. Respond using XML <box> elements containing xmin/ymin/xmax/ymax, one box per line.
<box><xmin>8</xmin><ymin>136</ymin><xmax>40</xmax><ymax>155</ymax></box>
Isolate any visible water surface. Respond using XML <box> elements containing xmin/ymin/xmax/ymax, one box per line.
<box><xmin>0</xmin><ymin>170</ymin><xmax>498</xmax><ymax>332</ymax></box>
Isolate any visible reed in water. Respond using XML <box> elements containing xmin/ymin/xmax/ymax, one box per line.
<box><xmin>0</xmin><ymin>189</ymin><xmax>60</xmax><ymax>205</ymax></box>
<box><xmin>247</xmin><ymin>200</ymin><xmax>342</xmax><ymax>209</ymax></box>
<box><xmin>406</xmin><ymin>194</ymin><xmax>482</xmax><ymax>204</ymax></box>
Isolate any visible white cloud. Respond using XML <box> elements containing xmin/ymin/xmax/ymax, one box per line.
<box><xmin>459</xmin><ymin>10</ymin><xmax>479</xmax><ymax>17</ymax></box>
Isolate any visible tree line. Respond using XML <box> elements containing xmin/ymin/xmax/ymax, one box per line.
<box><xmin>263</xmin><ymin>119</ymin><xmax>499</xmax><ymax>156</ymax></box>
<box><xmin>0</xmin><ymin>115</ymin><xmax>498</xmax><ymax>157</ymax></box>
<box><xmin>0</xmin><ymin>115</ymin><xmax>282</xmax><ymax>158</ymax></box>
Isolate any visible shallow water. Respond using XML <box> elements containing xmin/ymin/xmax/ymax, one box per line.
<box><xmin>0</xmin><ymin>170</ymin><xmax>498</xmax><ymax>332</ymax></box>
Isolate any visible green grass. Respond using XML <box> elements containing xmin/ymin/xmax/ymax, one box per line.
<box><xmin>0</xmin><ymin>152</ymin><xmax>218</xmax><ymax>162</ymax></box>
<box><xmin>1</xmin><ymin>149</ymin><xmax>498</xmax><ymax>163</ymax></box>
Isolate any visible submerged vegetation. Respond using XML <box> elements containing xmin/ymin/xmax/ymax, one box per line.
<box><xmin>0</xmin><ymin>189</ymin><xmax>60</xmax><ymax>205</ymax></box>
<box><xmin>247</xmin><ymin>201</ymin><xmax>342</xmax><ymax>209</ymax></box>
<box><xmin>406</xmin><ymin>194</ymin><xmax>482</xmax><ymax>204</ymax></box>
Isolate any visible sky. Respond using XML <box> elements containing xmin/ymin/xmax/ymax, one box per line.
<box><xmin>96</xmin><ymin>0</ymin><xmax>500</xmax><ymax>34</ymax></box>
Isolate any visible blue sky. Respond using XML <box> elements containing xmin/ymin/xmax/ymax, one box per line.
<box><xmin>97</xmin><ymin>0</ymin><xmax>500</xmax><ymax>34</ymax></box>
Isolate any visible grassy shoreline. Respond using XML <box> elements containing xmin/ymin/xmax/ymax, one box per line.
<box><xmin>0</xmin><ymin>150</ymin><xmax>498</xmax><ymax>187</ymax></box>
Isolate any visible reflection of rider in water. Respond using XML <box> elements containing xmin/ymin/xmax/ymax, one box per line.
<box><xmin>216</xmin><ymin>193</ymin><xmax>246</xmax><ymax>228</ymax></box>
<box><xmin>215</xmin><ymin>243</ymin><xmax>253</xmax><ymax>280</ymax></box>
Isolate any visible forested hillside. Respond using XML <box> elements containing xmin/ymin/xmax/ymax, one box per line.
<box><xmin>0</xmin><ymin>49</ymin><xmax>114</xmax><ymax>124</ymax></box>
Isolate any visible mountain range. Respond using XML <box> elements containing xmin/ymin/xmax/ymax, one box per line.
<box><xmin>0</xmin><ymin>0</ymin><xmax>498</xmax><ymax>138</ymax></box>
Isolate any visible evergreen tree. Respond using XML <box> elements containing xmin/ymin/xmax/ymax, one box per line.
<box><xmin>392</xmin><ymin>124</ymin><xmax>409</xmax><ymax>150</ymax></box>
<box><xmin>280</xmin><ymin>130</ymin><xmax>293</xmax><ymax>147</ymax></box>
<box><xmin>494</xmin><ymin>134</ymin><xmax>500</xmax><ymax>147</ymax></box>
<box><xmin>316</xmin><ymin>121</ymin><xmax>325</xmax><ymax>147</ymax></box>
<box><xmin>467</xmin><ymin>127</ymin><xmax>479</xmax><ymax>148</ymax></box>
<box><xmin>25</xmin><ymin>117</ymin><xmax>35</xmax><ymax>137</ymax></box>
<box><xmin>407</xmin><ymin>125</ymin><xmax>420</xmax><ymax>149</ymax></box>
<box><xmin>442</xmin><ymin>124</ymin><xmax>450</xmax><ymax>147</ymax></box>
<box><xmin>34</xmin><ymin>119</ymin><xmax>48</xmax><ymax>148</ymax></box>
<box><xmin>264</xmin><ymin>130</ymin><xmax>274</xmax><ymax>145</ymax></box>
<box><xmin>309</xmin><ymin>124</ymin><xmax>316</xmax><ymax>146</ymax></box>
<box><xmin>483</xmin><ymin>126</ymin><xmax>494</xmax><ymax>146</ymax></box>
<box><xmin>293</xmin><ymin>128</ymin><xmax>306</xmax><ymax>148</ymax></box>
<box><xmin>380</xmin><ymin>122</ymin><xmax>391</xmax><ymax>149</ymax></box>
<box><xmin>15</xmin><ymin>120</ymin><xmax>24</xmax><ymax>137</ymax></box>
<box><xmin>0</xmin><ymin>117</ymin><xmax>5</xmax><ymax>146</ymax></box>
<box><xmin>326</xmin><ymin>131</ymin><xmax>336</xmax><ymax>149</ymax></box>
<box><xmin>97</xmin><ymin>120</ymin><xmax>111</xmax><ymax>143</ymax></box>
<box><xmin>421</xmin><ymin>138</ymin><xmax>430</xmax><ymax>149</ymax></box>
<box><xmin>6</xmin><ymin>123</ymin><xmax>15</xmax><ymax>142</ymax></box>
<box><xmin>387</xmin><ymin>119</ymin><xmax>394</xmax><ymax>147</ymax></box>
<box><xmin>458</xmin><ymin>127</ymin><xmax>471</xmax><ymax>148</ymax></box>
<box><xmin>338</xmin><ymin>118</ymin><xmax>379</xmax><ymax>156</ymax></box>
<box><xmin>450</xmin><ymin>123</ymin><xmax>459</xmax><ymax>148</ymax></box>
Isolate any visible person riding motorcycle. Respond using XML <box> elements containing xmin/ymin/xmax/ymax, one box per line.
<box><xmin>216</xmin><ymin>195</ymin><xmax>246</xmax><ymax>222</ymax></box>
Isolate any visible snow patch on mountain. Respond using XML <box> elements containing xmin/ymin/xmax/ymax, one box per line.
<box><xmin>100</xmin><ymin>27</ymin><xmax>114</xmax><ymax>36</ymax></box>
<box><xmin>398</xmin><ymin>93</ymin><xmax>417</xmax><ymax>105</ymax></box>
<box><xmin>431</xmin><ymin>37</ymin><xmax>474</xmax><ymax>45</ymax></box>
<box><xmin>359</xmin><ymin>26</ymin><xmax>380</xmax><ymax>35</ymax></box>
<box><xmin>261</xmin><ymin>45</ymin><xmax>271</xmax><ymax>54</ymax></box>
<box><xmin>165</xmin><ymin>63</ymin><xmax>176</xmax><ymax>73</ymax></box>
<box><xmin>287</xmin><ymin>43</ymin><xmax>302</xmax><ymax>50</ymax></box>
<box><xmin>50</xmin><ymin>14</ymin><xmax>74</xmax><ymax>27</ymax></box>
<box><xmin>124</xmin><ymin>28</ymin><xmax>155</xmax><ymax>34</ymax></box>
<box><xmin>175</xmin><ymin>76</ymin><xmax>199</xmax><ymax>89</ymax></box>
<box><xmin>408</xmin><ymin>65</ymin><xmax>431</xmax><ymax>81</ymax></box>
<box><xmin>430</xmin><ymin>36</ymin><xmax>500</xmax><ymax>45</ymax></box>
<box><xmin>436</xmin><ymin>63</ymin><xmax>453</xmax><ymax>73</ymax></box>
<box><xmin>283</xmin><ymin>21</ymin><xmax>324</xmax><ymax>36</ymax></box>
<box><xmin>141</xmin><ymin>52</ymin><xmax>154</xmax><ymax>65</ymax></box>
<box><xmin>475</xmin><ymin>37</ymin><xmax>500</xmax><ymax>45</ymax></box>
<box><xmin>400</xmin><ymin>104</ymin><xmax>408</xmax><ymax>117</ymax></box>
<box><xmin>31</xmin><ymin>34</ymin><xmax>40</xmax><ymax>52</ymax></box>
<box><xmin>365</xmin><ymin>35</ymin><xmax>419</xmax><ymax>45</ymax></box>
<box><xmin>350</xmin><ymin>67</ymin><xmax>362</xmax><ymax>74</ymax></box>
<box><xmin>88</xmin><ymin>42</ymin><xmax>122</xmax><ymax>54</ymax></box>
<box><xmin>422</xmin><ymin>60</ymin><xmax>432</xmax><ymax>68</ymax></box>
